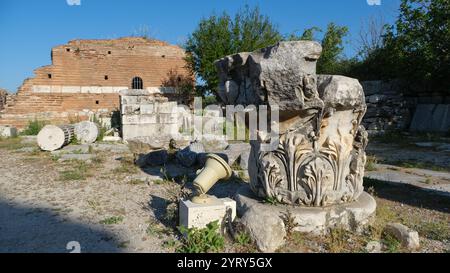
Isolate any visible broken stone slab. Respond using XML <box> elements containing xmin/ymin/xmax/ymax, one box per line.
<box><xmin>92</xmin><ymin>143</ymin><xmax>130</xmax><ymax>153</ymax></box>
<box><xmin>384</xmin><ymin>223</ymin><xmax>420</xmax><ymax>250</ymax></box>
<box><xmin>17</xmin><ymin>147</ymin><xmax>37</xmax><ymax>153</ymax></box>
<box><xmin>410</xmin><ymin>104</ymin><xmax>450</xmax><ymax>132</ymax></box>
<box><xmin>74</xmin><ymin>121</ymin><xmax>99</xmax><ymax>144</ymax></box>
<box><xmin>20</xmin><ymin>135</ymin><xmax>37</xmax><ymax>144</ymax></box>
<box><xmin>176</xmin><ymin>142</ymin><xmax>205</xmax><ymax>167</ymax></box>
<box><xmin>51</xmin><ymin>144</ymin><xmax>91</xmax><ymax>155</ymax></box>
<box><xmin>223</xmin><ymin>143</ymin><xmax>251</xmax><ymax>167</ymax></box>
<box><xmin>239</xmin><ymin>149</ymin><xmax>250</xmax><ymax>170</ymax></box>
<box><xmin>235</xmin><ymin>185</ymin><xmax>376</xmax><ymax>235</ymax></box>
<box><xmin>58</xmin><ymin>153</ymin><xmax>94</xmax><ymax>162</ymax></box>
<box><xmin>135</xmin><ymin>150</ymin><xmax>169</xmax><ymax>167</ymax></box>
<box><xmin>102</xmin><ymin>136</ymin><xmax>122</xmax><ymax>142</ymax></box>
<box><xmin>0</xmin><ymin>126</ymin><xmax>17</xmax><ymax>138</ymax></box>
<box><xmin>239</xmin><ymin>205</ymin><xmax>286</xmax><ymax>253</ymax></box>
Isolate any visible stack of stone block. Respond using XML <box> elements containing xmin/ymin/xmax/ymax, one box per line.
<box><xmin>361</xmin><ymin>80</ymin><xmax>412</xmax><ymax>135</ymax></box>
<box><xmin>120</xmin><ymin>90</ymin><xmax>179</xmax><ymax>141</ymax></box>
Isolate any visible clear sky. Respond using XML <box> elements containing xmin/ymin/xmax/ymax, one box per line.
<box><xmin>0</xmin><ymin>0</ymin><xmax>401</xmax><ymax>92</ymax></box>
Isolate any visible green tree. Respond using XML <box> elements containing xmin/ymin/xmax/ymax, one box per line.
<box><xmin>316</xmin><ymin>23</ymin><xmax>349</xmax><ymax>74</ymax></box>
<box><xmin>348</xmin><ymin>0</ymin><xmax>449</xmax><ymax>93</ymax></box>
<box><xmin>185</xmin><ymin>6</ymin><xmax>281</xmax><ymax>97</ymax></box>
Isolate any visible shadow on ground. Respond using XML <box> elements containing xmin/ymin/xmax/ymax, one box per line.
<box><xmin>364</xmin><ymin>178</ymin><xmax>450</xmax><ymax>213</ymax></box>
<box><xmin>0</xmin><ymin>199</ymin><xmax>122</xmax><ymax>253</ymax></box>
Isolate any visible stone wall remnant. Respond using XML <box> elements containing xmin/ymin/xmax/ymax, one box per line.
<box><xmin>0</xmin><ymin>37</ymin><xmax>190</xmax><ymax>129</ymax></box>
<box><xmin>120</xmin><ymin>89</ymin><xmax>179</xmax><ymax>141</ymax></box>
<box><xmin>361</xmin><ymin>80</ymin><xmax>412</xmax><ymax>135</ymax></box>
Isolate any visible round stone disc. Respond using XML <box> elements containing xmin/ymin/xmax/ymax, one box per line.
<box><xmin>37</xmin><ymin>125</ymin><xmax>66</xmax><ymax>151</ymax></box>
<box><xmin>74</xmin><ymin>121</ymin><xmax>99</xmax><ymax>144</ymax></box>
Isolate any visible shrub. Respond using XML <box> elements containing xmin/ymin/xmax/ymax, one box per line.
<box><xmin>177</xmin><ymin>221</ymin><xmax>225</xmax><ymax>253</ymax></box>
<box><xmin>21</xmin><ymin>119</ymin><xmax>47</xmax><ymax>136</ymax></box>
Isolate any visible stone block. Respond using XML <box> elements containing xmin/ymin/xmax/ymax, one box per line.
<box><xmin>50</xmin><ymin>85</ymin><xmax>62</xmax><ymax>93</ymax></box>
<box><xmin>179</xmin><ymin>197</ymin><xmax>236</xmax><ymax>229</ymax></box>
<box><xmin>32</xmin><ymin>85</ymin><xmax>51</xmax><ymax>93</ymax></box>
<box><xmin>410</xmin><ymin>104</ymin><xmax>450</xmax><ymax>132</ymax></box>
<box><xmin>140</xmin><ymin>104</ymin><xmax>154</xmax><ymax>114</ymax></box>
<box><xmin>61</xmin><ymin>86</ymin><xmax>81</xmax><ymax>93</ymax></box>
<box><xmin>384</xmin><ymin>223</ymin><xmax>420</xmax><ymax>250</ymax></box>
<box><xmin>0</xmin><ymin>126</ymin><xmax>18</xmax><ymax>138</ymax></box>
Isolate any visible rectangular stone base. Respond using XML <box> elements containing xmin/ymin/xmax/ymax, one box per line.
<box><xmin>179</xmin><ymin>197</ymin><xmax>236</xmax><ymax>229</ymax></box>
<box><xmin>0</xmin><ymin>126</ymin><xmax>17</xmax><ymax>138</ymax></box>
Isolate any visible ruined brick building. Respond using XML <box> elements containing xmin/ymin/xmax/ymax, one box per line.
<box><xmin>0</xmin><ymin>37</ymin><xmax>190</xmax><ymax>129</ymax></box>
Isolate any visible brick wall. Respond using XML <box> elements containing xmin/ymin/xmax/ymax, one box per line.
<box><xmin>0</xmin><ymin>37</ymin><xmax>190</xmax><ymax>129</ymax></box>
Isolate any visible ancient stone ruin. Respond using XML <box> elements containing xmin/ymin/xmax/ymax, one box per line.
<box><xmin>215</xmin><ymin>41</ymin><xmax>376</xmax><ymax>251</ymax></box>
<box><xmin>0</xmin><ymin>37</ymin><xmax>189</xmax><ymax>129</ymax></box>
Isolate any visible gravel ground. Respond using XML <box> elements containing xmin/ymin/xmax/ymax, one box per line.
<box><xmin>0</xmin><ymin>137</ymin><xmax>448</xmax><ymax>253</ymax></box>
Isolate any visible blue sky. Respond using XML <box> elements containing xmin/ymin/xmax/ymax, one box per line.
<box><xmin>0</xmin><ymin>0</ymin><xmax>401</xmax><ymax>92</ymax></box>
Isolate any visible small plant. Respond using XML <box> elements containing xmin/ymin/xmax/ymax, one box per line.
<box><xmin>100</xmin><ymin>216</ymin><xmax>124</xmax><ymax>225</ymax></box>
<box><xmin>235</xmin><ymin>231</ymin><xmax>252</xmax><ymax>246</ymax></box>
<box><xmin>117</xmin><ymin>240</ymin><xmax>130</xmax><ymax>249</ymax></box>
<box><xmin>423</xmin><ymin>177</ymin><xmax>432</xmax><ymax>184</ymax></box>
<box><xmin>365</xmin><ymin>156</ymin><xmax>378</xmax><ymax>171</ymax></box>
<box><xmin>128</xmin><ymin>179</ymin><xmax>146</xmax><ymax>185</ymax></box>
<box><xmin>281</xmin><ymin>210</ymin><xmax>299</xmax><ymax>238</ymax></box>
<box><xmin>58</xmin><ymin>160</ymin><xmax>89</xmax><ymax>181</ymax></box>
<box><xmin>367</xmin><ymin>186</ymin><xmax>376</xmax><ymax>196</ymax></box>
<box><xmin>415</xmin><ymin>220</ymin><xmax>450</xmax><ymax>241</ymax></box>
<box><xmin>21</xmin><ymin>119</ymin><xmax>47</xmax><ymax>136</ymax></box>
<box><xmin>264</xmin><ymin>196</ymin><xmax>279</xmax><ymax>205</ymax></box>
<box><xmin>326</xmin><ymin>228</ymin><xmax>349</xmax><ymax>253</ymax></box>
<box><xmin>163</xmin><ymin>239</ymin><xmax>179</xmax><ymax>249</ymax></box>
<box><xmin>177</xmin><ymin>221</ymin><xmax>225</xmax><ymax>253</ymax></box>
<box><xmin>113</xmin><ymin>157</ymin><xmax>139</xmax><ymax>174</ymax></box>
<box><xmin>382</xmin><ymin>233</ymin><xmax>401</xmax><ymax>253</ymax></box>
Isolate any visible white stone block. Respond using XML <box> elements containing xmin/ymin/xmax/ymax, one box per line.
<box><xmin>113</xmin><ymin>87</ymin><xmax>128</xmax><ymax>93</ymax></box>
<box><xmin>33</xmin><ymin>85</ymin><xmax>51</xmax><ymax>93</ymax></box>
<box><xmin>147</xmin><ymin>87</ymin><xmax>162</xmax><ymax>94</ymax></box>
<box><xmin>0</xmin><ymin>126</ymin><xmax>18</xmax><ymax>138</ymax></box>
<box><xmin>122</xmin><ymin>115</ymin><xmax>140</xmax><ymax>125</ymax></box>
<box><xmin>179</xmin><ymin>197</ymin><xmax>236</xmax><ymax>229</ymax></box>
<box><xmin>101</xmin><ymin>86</ymin><xmax>114</xmax><ymax>94</ymax></box>
<box><xmin>140</xmin><ymin>104</ymin><xmax>154</xmax><ymax>114</ymax></box>
<box><xmin>62</xmin><ymin>86</ymin><xmax>81</xmax><ymax>93</ymax></box>
<box><xmin>51</xmin><ymin>85</ymin><xmax>62</xmax><ymax>93</ymax></box>
<box><xmin>139</xmin><ymin>114</ymin><xmax>157</xmax><ymax>124</ymax></box>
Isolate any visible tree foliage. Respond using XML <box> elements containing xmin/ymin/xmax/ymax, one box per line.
<box><xmin>184</xmin><ymin>6</ymin><xmax>281</xmax><ymax>96</ymax></box>
<box><xmin>349</xmin><ymin>0</ymin><xmax>449</xmax><ymax>93</ymax></box>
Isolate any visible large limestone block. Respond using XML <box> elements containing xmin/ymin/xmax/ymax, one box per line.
<box><xmin>410</xmin><ymin>104</ymin><xmax>450</xmax><ymax>132</ymax></box>
<box><xmin>179</xmin><ymin>197</ymin><xmax>236</xmax><ymax>229</ymax></box>
<box><xmin>317</xmin><ymin>75</ymin><xmax>366</xmax><ymax>109</ymax></box>
<box><xmin>215</xmin><ymin>41</ymin><xmax>322</xmax><ymax>111</ymax></box>
<box><xmin>239</xmin><ymin>206</ymin><xmax>286</xmax><ymax>253</ymax></box>
<box><xmin>384</xmin><ymin>223</ymin><xmax>420</xmax><ymax>250</ymax></box>
<box><xmin>236</xmin><ymin>185</ymin><xmax>376</xmax><ymax>250</ymax></box>
<box><xmin>0</xmin><ymin>126</ymin><xmax>17</xmax><ymax>138</ymax></box>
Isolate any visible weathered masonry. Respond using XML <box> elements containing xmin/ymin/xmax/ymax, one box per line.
<box><xmin>0</xmin><ymin>37</ymin><xmax>190</xmax><ymax>129</ymax></box>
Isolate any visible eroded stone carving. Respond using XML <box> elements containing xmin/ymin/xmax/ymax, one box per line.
<box><xmin>215</xmin><ymin>41</ymin><xmax>368</xmax><ymax>207</ymax></box>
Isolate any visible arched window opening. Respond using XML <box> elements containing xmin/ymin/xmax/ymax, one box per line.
<box><xmin>131</xmin><ymin>77</ymin><xmax>143</xmax><ymax>90</ymax></box>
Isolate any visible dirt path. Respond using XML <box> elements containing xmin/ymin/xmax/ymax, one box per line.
<box><xmin>0</xmin><ymin>143</ymin><xmax>182</xmax><ymax>253</ymax></box>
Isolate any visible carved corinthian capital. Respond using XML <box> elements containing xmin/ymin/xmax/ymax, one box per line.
<box><xmin>215</xmin><ymin>41</ymin><xmax>368</xmax><ymax>207</ymax></box>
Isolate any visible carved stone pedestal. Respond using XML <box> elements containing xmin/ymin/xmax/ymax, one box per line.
<box><xmin>235</xmin><ymin>185</ymin><xmax>376</xmax><ymax>252</ymax></box>
<box><xmin>215</xmin><ymin>41</ymin><xmax>377</xmax><ymax>251</ymax></box>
